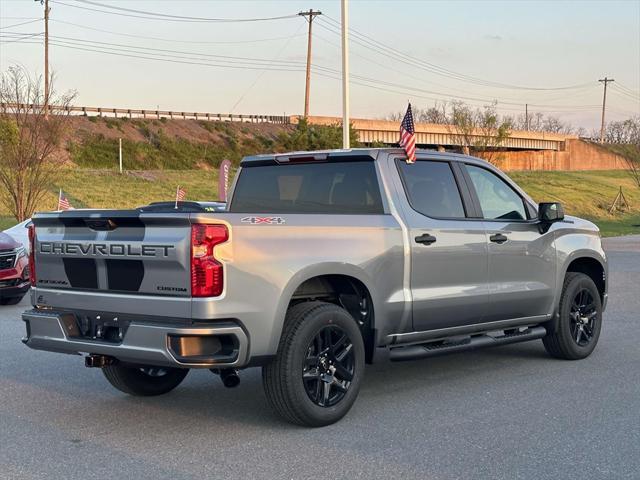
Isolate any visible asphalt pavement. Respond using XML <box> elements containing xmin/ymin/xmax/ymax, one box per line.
<box><xmin>1</xmin><ymin>235</ymin><xmax>638</xmax><ymax>480</ymax></box>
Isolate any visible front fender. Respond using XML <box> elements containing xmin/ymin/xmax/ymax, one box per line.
<box><xmin>546</xmin><ymin>225</ymin><xmax>607</xmax><ymax>331</ymax></box>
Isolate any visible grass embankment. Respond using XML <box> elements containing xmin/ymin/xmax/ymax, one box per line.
<box><xmin>508</xmin><ymin>170</ymin><xmax>640</xmax><ymax>236</ymax></box>
<box><xmin>69</xmin><ymin>118</ymin><xmax>280</xmax><ymax>169</ymax></box>
<box><xmin>1</xmin><ymin>170</ymin><xmax>638</xmax><ymax>237</ymax></box>
<box><xmin>62</xmin><ymin>116</ymin><xmax>357</xmax><ymax>169</ymax></box>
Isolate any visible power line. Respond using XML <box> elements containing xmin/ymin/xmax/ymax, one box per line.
<box><xmin>37</xmin><ymin>32</ymin><xmax>597</xmax><ymax>109</ymax></box>
<box><xmin>230</xmin><ymin>22</ymin><xmax>306</xmax><ymax>112</ymax></box>
<box><xmin>614</xmin><ymin>82</ymin><xmax>640</xmax><ymax>98</ymax></box>
<box><xmin>610</xmin><ymin>87</ymin><xmax>640</xmax><ymax>103</ymax></box>
<box><xmin>46</xmin><ymin>34</ymin><xmax>310</xmax><ymax>67</ymax></box>
<box><xmin>50</xmin><ymin>19</ymin><xmax>305</xmax><ymax>45</ymax></box>
<box><xmin>312</xmin><ymin>26</ymin><xmax>596</xmax><ymax>107</ymax></box>
<box><xmin>1</xmin><ymin>32</ymin><xmax>608</xmax><ymax>115</ymax></box>
<box><xmin>51</xmin><ymin>0</ymin><xmax>299</xmax><ymax>23</ymax></box>
<box><xmin>311</xmin><ymin>69</ymin><xmax>603</xmax><ymax>114</ymax></box>
<box><xmin>1</xmin><ymin>35</ymin><xmax>309</xmax><ymax>73</ymax></box>
<box><xmin>320</xmin><ymin>15</ymin><xmax>594</xmax><ymax>92</ymax></box>
<box><xmin>0</xmin><ymin>18</ymin><xmax>42</xmax><ymax>30</ymax></box>
<box><xmin>0</xmin><ymin>32</ymin><xmax>43</xmax><ymax>45</ymax></box>
<box><xmin>610</xmin><ymin>84</ymin><xmax>640</xmax><ymax>102</ymax></box>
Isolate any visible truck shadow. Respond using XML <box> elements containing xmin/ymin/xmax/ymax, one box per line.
<box><xmin>102</xmin><ymin>341</ymin><xmax>554</xmax><ymax>429</ymax></box>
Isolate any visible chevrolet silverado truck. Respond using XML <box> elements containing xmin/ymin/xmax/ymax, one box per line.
<box><xmin>22</xmin><ymin>149</ymin><xmax>607</xmax><ymax>427</ymax></box>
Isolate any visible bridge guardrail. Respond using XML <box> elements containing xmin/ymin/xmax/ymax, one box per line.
<box><xmin>0</xmin><ymin>103</ymin><xmax>290</xmax><ymax>124</ymax></box>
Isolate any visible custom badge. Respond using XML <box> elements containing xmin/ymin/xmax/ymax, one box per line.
<box><xmin>241</xmin><ymin>216</ymin><xmax>286</xmax><ymax>225</ymax></box>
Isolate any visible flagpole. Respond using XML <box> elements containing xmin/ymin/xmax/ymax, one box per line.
<box><xmin>175</xmin><ymin>186</ymin><xmax>179</xmax><ymax>209</ymax></box>
<box><xmin>341</xmin><ymin>0</ymin><xmax>350</xmax><ymax>149</ymax></box>
<box><xmin>58</xmin><ymin>188</ymin><xmax>62</xmax><ymax>211</ymax></box>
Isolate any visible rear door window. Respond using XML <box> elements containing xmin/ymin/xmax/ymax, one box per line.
<box><xmin>397</xmin><ymin>160</ymin><xmax>467</xmax><ymax>218</ymax></box>
<box><xmin>230</xmin><ymin>161</ymin><xmax>384</xmax><ymax>214</ymax></box>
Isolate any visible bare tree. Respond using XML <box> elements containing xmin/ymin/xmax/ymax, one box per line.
<box><xmin>509</xmin><ymin>111</ymin><xmax>578</xmax><ymax>135</ymax></box>
<box><xmin>600</xmin><ymin>116</ymin><xmax>640</xmax><ymax>187</ymax></box>
<box><xmin>447</xmin><ymin>101</ymin><xmax>512</xmax><ymax>163</ymax></box>
<box><xmin>623</xmin><ymin>153</ymin><xmax>640</xmax><ymax>188</ymax></box>
<box><xmin>0</xmin><ymin>66</ymin><xmax>76</xmax><ymax>221</ymax></box>
<box><xmin>604</xmin><ymin>116</ymin><xmax>640</xmax><ymax>144</ymax></box>
<box><xmin>414</xmin><ymin>102</ymin><xmax>448</xmax><ymax>124</ymax></box>
<box><xmin>385</xmin><ymin>102</ymin><xmax>448</xmax><ymax>124</ymax></box>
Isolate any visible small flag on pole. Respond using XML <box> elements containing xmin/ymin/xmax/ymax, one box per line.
<box><xmin>175</xmin><ymin>186</ymin><xmax>186</xmax><ymax>208</ymax></box>
<box><xmin>399</xmin><ymin>103</ymin><xmax>417</xmax><ymax>164</ymax></box>
<box><xmin>58</xmin><ymin>189</ymin><xmax>72</xmax><ymax>211</ymax></box>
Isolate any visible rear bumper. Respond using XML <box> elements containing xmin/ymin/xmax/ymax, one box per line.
<box><xmin>22</xmin><ymin>309</ymin><xmax>249</xmax><ymax>368</ymax></box>
<box><xmin>0</xmin><ymin>281</ymin><xmax>30</xmax><ymax>298</ymax></box>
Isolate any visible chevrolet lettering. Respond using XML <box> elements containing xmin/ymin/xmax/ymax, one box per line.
<box><xmin>39</xmin><ymin>242</ymin><xmax>174</xmax><ymax>258</ymax></box>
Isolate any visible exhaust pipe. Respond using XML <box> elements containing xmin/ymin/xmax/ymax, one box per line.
<box><xmin>85</xmin><ymin>354</ymin><xmax>116</xmax><ymax>368</ymax></box>
<box><xmin>219</xmin><ymin>368</ymin><xmax>240</xmax><ymax>388</ymax></box>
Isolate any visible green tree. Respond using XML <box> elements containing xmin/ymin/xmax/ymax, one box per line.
<box><xmin>279</xmin><ymin>118</ymin><xmax>360</xmax><ymax>151</ymax></box>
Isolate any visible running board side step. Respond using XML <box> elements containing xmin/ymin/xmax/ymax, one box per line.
<box><xmin>389</xmin><ymin>326</ymin><xmax>547</xmax><ymax>362</ymax></box>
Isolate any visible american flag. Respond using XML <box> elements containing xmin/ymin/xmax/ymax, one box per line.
<box><xmin>399</xmin><ymin>103</ymin><xmax>417</xmax><ymax>163</ymax></box>
<box><xmin>175</xmin><ymin>186</ymin><xmax>186</xmax><ymax>208</ymax></box>
<box><xmin>176</xmin><ymin>186</ymin><xmax>186</xmax><ymax>202</ymax></box>
<box><xmin>58</xmin><ymin>189</ymin><xmax>72</xmax><ymax>211</ymax></box>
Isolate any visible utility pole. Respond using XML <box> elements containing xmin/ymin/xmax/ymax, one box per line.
<box><xmin>340</xmin><ymin>0</ymin><xmax>350</xmax><ymax>149</ymax></box>
<box><xmin>298</xmin><ymin>9</ymin><xmax>322</xmax><ymax>118</ymax></box>
<box><xmin>599</xmin><ymin>77</ymin><xmax>614</xmax><ymax>143</ymax></box>
<box><xmin>35</xmin><ymin>0</ymin><xmax>50</xmax><ymax>116</ymax></box>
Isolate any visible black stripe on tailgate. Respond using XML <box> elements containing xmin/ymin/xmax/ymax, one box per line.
<box><xmin>105</xmin><ymin>216</ymin><xmax>146</xmax><ymax>292</ymax></box>
<box><xmin>60</xmin><ymin>217</ymin><xmax>99</xmax><ymax>289</ymax></box>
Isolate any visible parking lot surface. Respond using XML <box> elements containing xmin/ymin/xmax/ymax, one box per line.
<box><xmin>1</xmin><ymin>236</ymin><xmax>638</xmax><ymax>480</ymax></box>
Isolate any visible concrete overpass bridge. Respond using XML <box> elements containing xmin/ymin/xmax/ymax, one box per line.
<box><xmin>297</xmin><ymin>116</ymin><xmax>574</xmax><ymax>152</ymax></box>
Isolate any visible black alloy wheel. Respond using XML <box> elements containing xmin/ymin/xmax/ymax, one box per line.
<box><xmin>302</xmin><ymin>325</ymin><xmax>355</xmax><ymax>407</ymax></box>
<box><xmin>569</xmin><ymin>288</ymin><xmax>598</xmax><ymax>347</ymax></box>
<box><xmin>542</xmin><ymin>272</ymin><xmax>602</xmax><ymax>360</ymax></box>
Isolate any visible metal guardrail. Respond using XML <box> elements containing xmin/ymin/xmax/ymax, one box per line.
<box><xmin>0</xmin><ymin>103</ymin><xmax>290</xmax><ymax>124</ymax></box>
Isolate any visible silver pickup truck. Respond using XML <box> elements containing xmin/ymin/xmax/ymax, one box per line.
<box><xmin>23</xmin><ymin>149</ymin><xmax>607</xmax><ymax>426</ymax></box>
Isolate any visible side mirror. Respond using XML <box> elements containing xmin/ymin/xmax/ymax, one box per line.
<box><xmin>538</xmin><ymin>202</ymin><xmax>564</xmax><ymax>232</ymax></box>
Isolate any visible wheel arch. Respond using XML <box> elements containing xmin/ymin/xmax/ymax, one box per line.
<box><xmin>272</xmin><ymin>264</ymin><xmax>378</xmax><ymax>364</ymax></box>
<box><xmin>563</xmin><ymin>254</ymin><xmax>606</xmax><ymax>302</ymax></box>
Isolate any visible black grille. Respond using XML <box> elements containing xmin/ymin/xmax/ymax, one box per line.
<box><xmin>0</xmin><ymin>254</ymin><xmax>16</xmax><ymax>270</ymax></box>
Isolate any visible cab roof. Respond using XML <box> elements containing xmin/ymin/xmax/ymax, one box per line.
<box><xmin>240</xmin><ymin>148</ymin><xmax>493</xmax><ymax>167</ymax></box>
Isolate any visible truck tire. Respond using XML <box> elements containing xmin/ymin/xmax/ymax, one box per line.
<box><xmin>102</xmin><ymin>364</ymin><xmax>189</xmax><ymax>396</ymax></box>
<box><xmin>543</xmin><ymin>272</ymin><xmax>602</xmax><ymax>360</ymax></box>
<box><xmin>262</xmin><ymin>301</ymin><xmax>365</xmax><ymax>427</ymax></box>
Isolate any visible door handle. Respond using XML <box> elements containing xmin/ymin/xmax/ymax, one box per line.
<box><xmin>490</xmin><ymin>233</ymin><xmax>508</xmax><ymax>244</ymax></box>
<box><xmin>415</xmin><ymin>233</ymin><xmax>437</xmax><ymax>245</ymax></box>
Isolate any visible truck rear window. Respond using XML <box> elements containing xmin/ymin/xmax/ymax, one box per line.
<box><xmin>230</xmin><ymin>161</ymin><xmax>384</xmax><ymax>214</ymax></box>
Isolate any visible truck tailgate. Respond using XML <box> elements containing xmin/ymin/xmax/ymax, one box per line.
<box><xmin>32</xmin><ymin>211</ymin><xmax>192</xmax><ymax>297</ymax></box>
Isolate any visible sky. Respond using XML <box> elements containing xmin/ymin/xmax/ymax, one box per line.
<box><xmin>1</xmin><ymin>0</ymin><xmax>639</xmax><ymax>130</ymax></box>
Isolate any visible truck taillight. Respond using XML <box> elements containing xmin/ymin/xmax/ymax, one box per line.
<box><xmin>28</xmin><ymin>224</ymin><xmax>36</xmax><ymax>286</ymax></box>
<box><xmin>191</xmin><ymin>224</ymin><xmax>228</xmax><ymax>297</ymax></box>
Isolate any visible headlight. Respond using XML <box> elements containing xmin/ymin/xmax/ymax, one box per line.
<box><xmin>15</xmin><ymin>246</ymin><xmax>26</xmax><ymax>265</ymax></box>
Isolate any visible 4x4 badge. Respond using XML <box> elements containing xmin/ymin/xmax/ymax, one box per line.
<box><xmin>241</xmin><ymin>216</ymin><xmax>286</xmax><ymax>225</ymax></box>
